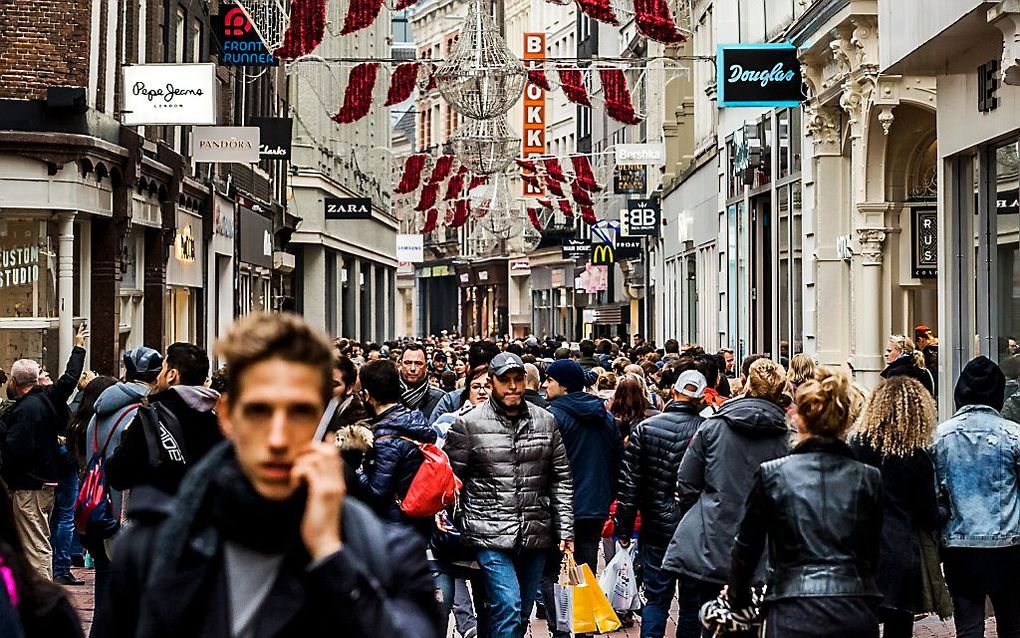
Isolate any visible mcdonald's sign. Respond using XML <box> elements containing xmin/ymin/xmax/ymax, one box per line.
<box><xmin>591</xmin><ymin>243</ymin><xmax>615</xmax><ymax>265</ymax></box>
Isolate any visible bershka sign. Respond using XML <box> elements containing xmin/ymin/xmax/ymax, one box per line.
<box><xmin>192</xmin><ymin>126</ymin><xmax>260</xmax><ymax>163</ymax></box>
<box><xmin>325</xmin><ymin>197</ymin><xmax>373</xmax><ymax>220</ymax></box>
<box><xmin>717</xmin><ymin>44</ymin><xmax>803</xmax><ymax>107</ymax></box>
<box><xmin>212</xmin><ymin>4</ymin><xmax>278</xmax><ymax>67</ymax></box>
<box><xmin>522</xmin><ymin>33</ymin><xmax>547</xmax><ymax>197</ymax></box>
<box><xmin>122</xmin><ymin>63</ymin><xmax>217</xmax><ymax>125</ymax></box>
<box><xmin>250</xmin><ymin>117</ymin><xmax>293</xmax><ymax>160</ymax></box>
<box><xmin>396</xmin><ymin>234</ymin><xmax>424</xmax><ymax>263</ymax></box>
<box><xmin>614</xmin><ymin>143</ymin><xmax>665</xmax><ymax>166</ymax></box>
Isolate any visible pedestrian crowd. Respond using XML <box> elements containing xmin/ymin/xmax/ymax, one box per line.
<box><xmin>0</xmin><ymin>317</ymin><xmax>1017</xmax><ymax>638</ymax></box>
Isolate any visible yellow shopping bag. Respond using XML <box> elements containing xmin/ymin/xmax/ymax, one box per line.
<box><xmin>571</xmin><ymin>562</ymin><xmax>622</xmax><ymax>634</ymax></box>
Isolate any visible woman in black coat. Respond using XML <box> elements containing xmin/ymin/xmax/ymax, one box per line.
<box><xmin>849</xmin><ymin>376</ymin><xmax>946</xmax><ymax>637</ymax></box>
<box><xmin>881</xmin><ymin>335</ymin><xmax>935</xmax><ymax>396</ymax></box>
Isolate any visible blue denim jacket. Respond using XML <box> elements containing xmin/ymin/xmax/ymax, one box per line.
<box><xmin>932</xmin><ymin>404</ymin><xmax>1020</xmax><ymax>548</ymax></box>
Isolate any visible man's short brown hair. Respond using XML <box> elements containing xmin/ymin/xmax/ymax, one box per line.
<box><xmin>217</xmin><ymin>312</ymin><xmax>334</xmax><ymax>405</ymax></box>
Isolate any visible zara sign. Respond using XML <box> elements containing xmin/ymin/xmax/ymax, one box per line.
<box><xmin>717</xmin><ymin>44</ymin><xmax>803</xmax><ymax>107</ymax></box>
<box><xmin>325</xmin><ymin>198</ymin><xmax>373</xmax><ymax>220</ymax></box>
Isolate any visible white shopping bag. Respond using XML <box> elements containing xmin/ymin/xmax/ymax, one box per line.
<box><xmin>554</xmin><ymin>553</ymin><xmax>582</xmax><ymax>633</ymax></box>
<box><xmin>598</xmin><ymin>543</ymin><xmax>638</xmax><ymax>611</ymax></box>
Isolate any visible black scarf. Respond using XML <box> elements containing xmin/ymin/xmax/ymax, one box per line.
<box><xmin>400</xmin><ymin>377</ymin><xmax>430</xmax><ymax>410</ymax></box>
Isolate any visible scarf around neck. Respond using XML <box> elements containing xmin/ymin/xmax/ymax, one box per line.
<box><xmin>400</xmin><ymin>377</ymin><xmax>430</xmax><ymax>410</ymax></box>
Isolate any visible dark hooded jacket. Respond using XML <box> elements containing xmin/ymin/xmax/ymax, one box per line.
<box><xmin>355</xmin><ymin>405</ymin><xmax>438</xmax><ymax>536</ymax></box>
<box><xmin>548</xmin><ymin>391</ymin><xmax>622</xmax><ymax>520</ymax></box>
<box><xmin>661</xmin><ymin>397</ymin><xmax>791</xmax><ymax>583</ymax></box>
<box><xmin>881</xmin><ymin>354</ymin><xmax>935</xmax><ymax>396</ymax></box>
<box><xmin>106</xmin><ymin>385</ymin><xmax>224</xmax><ymax>495</ymax></box>
<box><xmin>614</xmin><ymin>400</ymin><xmax>704</xmax><ymax>548</ymax></box>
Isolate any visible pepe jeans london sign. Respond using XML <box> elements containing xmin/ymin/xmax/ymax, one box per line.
<box><xmin>192</xmin><ymin>127</ymin><xmax>261</xmax><ymax>163</ymax></box>
<box><xmin>122</xmin><ymin>64</ymin><xmax>217</xmax><ymax>125</ymax></box>
<box><xmin>717</xmin><ymin>44</ymin><xmax>803</xmax><ymax>107</ymax></box>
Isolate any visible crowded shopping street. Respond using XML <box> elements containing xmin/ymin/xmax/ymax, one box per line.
<box><xmin>2</xmin><ymin>0</ymin><xmax>1020</xmax><ymax>637</ymax></box>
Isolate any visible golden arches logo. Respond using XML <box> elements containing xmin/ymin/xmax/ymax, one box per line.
<box><xmin>592</xmin><ymin>244</ymin><xmax>614</xmax><ymax>264</ymax></box>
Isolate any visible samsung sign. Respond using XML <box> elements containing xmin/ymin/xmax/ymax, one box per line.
<box><xmin>717</xmin><ymin>44</ymin><xmax>803</xmax><ymax>107</ymax></box>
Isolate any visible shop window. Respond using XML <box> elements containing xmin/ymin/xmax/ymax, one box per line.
<box><xmin>995</xmin><ymin>140</ymin><xmax>1020</xmax><ymax>361</ymax></box>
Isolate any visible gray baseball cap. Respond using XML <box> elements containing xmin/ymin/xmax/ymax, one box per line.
<box><xmin>674</xmin><ymin>370</ymin><xmax>708</xmax><ymax>399</ymax></box>
<box><xmin>124</xmin><ymin>347</ymin><xmax>163</xmax><ymax>375</ymax></box>
<box><xmin>489</xmin><ymin>352</ymin><xmax>525</xmax><ymax>377</ymax></box>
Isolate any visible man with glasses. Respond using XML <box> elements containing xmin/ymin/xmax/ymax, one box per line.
<box><xmin>399</xmin><ymin>343</ymin><xmax>445</xmax><ymax>418</ymax></box>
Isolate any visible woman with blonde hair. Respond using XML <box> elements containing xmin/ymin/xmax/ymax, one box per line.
<box><xmin>881</xmin><ymin>334</ymin><xmax>934</xmax><ymax>396</ymax></box>
<box><xmin>786</xmin><ymin>353</ymin><xmax>816</xmax><ymax>393</ymax></box>
<box><xmin>849</xmin><ymin>377</ymin><xmax>946</xmax><ymax>637</ymax></box>
<box><xmin>727</xmin><ymin>367</ymin><xmax>883</xmax><ymax>638</ymax></box>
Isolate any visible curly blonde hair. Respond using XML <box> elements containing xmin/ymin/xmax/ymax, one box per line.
<box><xmin>851</xmin><ymin>376</ymin><xmax>936</xmax><ymax>457</ymax></box>
<box><xmin>596</xmin><ymin>371</ymin><xmax>618</xmax><ymax>391</ymax></box>
<box><xmin>746</xmin><ymin>358</ymin><xmax>788</xmax><ymax>404</ymax></box>
<box><xmin>794</xmin><ymin>367</ymin><xmax>853</xmax><ymax>438</ymax></box>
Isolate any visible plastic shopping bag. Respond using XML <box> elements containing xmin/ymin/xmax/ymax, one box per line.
<box><xmin>573</xmin><ymin>562</ymin><xmax>622</xmax><ymax>634</ymax></box>
<box><xmin>598</xmin><ymin>543</ymin><xmax>638</xmax><ymax>611</ymax></box>
<box><xmin>554</xmin><ymin>553</ymin><xmax>583</xmax><ymax>633</ymax></box>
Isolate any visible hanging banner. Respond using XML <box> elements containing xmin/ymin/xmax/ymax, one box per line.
<box><xmin>325</xmin><ymin>197</ymin><xmax>373</xmax><ymax>220</ymax></box>
<box><xmin>911</xmin><ymin>208</ymin><xmax>937</xmax><ymax>279</ymax></box>
<box><xmin>122</xmin><ymin>63</ymin><xmax>217</xmax><ymax>125</ymax></box>
<box><xmin>615</xmin><ymin>236</ymin><xmax>643</xmax><ymax>259</ymax></box>
<box><xmin>211</xmin><ymin>4</ymin><xmax>278</xmax><ymax>66</ymax></box>
<box><xmin>614</xmin><ymin>165</ymin><xmax>647</xmax><ymax>195</ymax></box>
<box><xmin>717</xmin><ymin>44</ymin><xmax>803</xmax><ymax>107</ymax></box>
<box><xmin>249</xmin><ymin>117</ymin><xmax>293</xmax><ymax>160</ymax></box>
<box><xmin>396</xmin><ymin>234</ymin><xmax>424</xmax><ymax>263</ymax></box>
<box><xmin>522</xmin><ymin>33</ymin><xmax>547</xmax><ymax>197</ymax></box>
<box><xmin>191</xmin><ymin>126</ymin><xmax>261</xmax><ymax>163</ymax></box>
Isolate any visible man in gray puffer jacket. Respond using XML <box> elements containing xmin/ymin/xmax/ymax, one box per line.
<box><xmin>445</xmin><ymin>352</ymin><xmax>574</xmax><ymax>638</ymax></box>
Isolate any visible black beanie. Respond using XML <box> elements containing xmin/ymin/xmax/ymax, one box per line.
<box><xmin>954</xmin><ymin>356</ymin><xmax>1006</xmax><ymax>411</ymax></box>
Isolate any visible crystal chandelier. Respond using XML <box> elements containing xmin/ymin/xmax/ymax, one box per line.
<box><xmin>471</xmin><ymin>173</ymin><xmax>517</xmax><ymax>236</ymax></box>
<box><xmin>434</xmin><ymin>0</ymin><xmax>527</xmax><ymax>120</ymax></box>
<box><xmin>452</xmin><ymin>116</ymin><xmax>520</xmax><ymax>176</ymax></box>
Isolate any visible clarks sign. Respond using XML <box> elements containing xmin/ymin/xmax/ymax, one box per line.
<box><xmin>122</xmin><ymin>64</ymin><xmax>217</xmax><ymax>125</ymax></box>
<box><xmin>717</xmin><ymin>44</ymin><xmax>803</xmax><ymax>107</ymax></box>
<box><xmin>250</xmin><ymin>117</ymin><xmax>293</xmax><ymax>160</ymax></box>
<box><xmin>191</xmin><ymin>127</ymin><xmax>261</xmax><ymax>163</ymax></box>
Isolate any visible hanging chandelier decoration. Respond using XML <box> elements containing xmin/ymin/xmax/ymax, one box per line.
<box><xmin>451</xmin><ymin>115</ymin><xmax>521</xmax><ymax>176</ymax></box>
<box><xmin>434</xmin><ymin>0</ymin><xmax>528</xmax><ymax>120</ymax></box>
<box><xmin>471</xmin><ymin>173</ymin><xmax>517</xmax><ymax>236</ymax></box>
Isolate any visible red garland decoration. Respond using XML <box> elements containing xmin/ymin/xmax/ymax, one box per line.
<box><xmin>542</xmin><ymin>158</ymin><xmax>568</xmax><ymax>182</ymax></box>
<box><xmin>332</xmin><ymin>63</ymin><xmax>379</xmax><ymax>124</ymax></box>
<box><xmin>395</xmin><ymin>0</ymin><xmax>422</xmax><ymax>9</ymax></box>
<box><xmin>521</xmin><ymin>173</ymin><xmax>543</xmax><ymax>191</ymax></box>
<box><xmin>557</xmin><ymin>67</ymin><xmax>592</xmax><ymax>107</ymax></box>
<box><xmin>558</xmin><ymin>199</ymin><xmax>575</xmax><ymax>217</ymax></box>
<box><xmin>274</xmin><ymin>0</ymin><xmax>327</xmax><ymax>60</ymax></box>
<box><xmin>468</xmin><ymin>174</ymin><xmax>488</xmax><ymax>191</ymax></box>
<box><xmin>538</xmin><ymin>198</ymin><xmax>555</xmax><ymax>210</ymax></box>
<box><xmin>427</xmin><ymin>155</ymin><xmax>456</xmax><ymax>185</ymax></box>
<box><xmin>528</xmin><ymin>68</ymin><xmax>552</xmax><ymax>91</ymax></box>
<box><xmin>527</xmin><ymin>208</ymin><xmax>544</xmax><ymax>232</ymax></box>
<box><xmin>423</xmin><ymin>63</ymin><xmax>439</xmax><ymax>92</ymax></box>
<box><xmin>599</xmin><ymin>68</ymin><xmax>644</xmax><ymax>125</ymax></box>
<box><xmin>449</xmin><ymin>199</ymin><xmax>471</xmax><ymax>228</ymax></box>
<box><xmin>543</xmin><ymin>174</ymin><xmax>565</xmax><ymax>197</ymax></box>
<box><xmin>580</xmin><ymin>205</ymin><xmax>598</xmax><ymax>225</ymax></box>
<box><xmin>395</xmin><ymin>154</ymin><xmax>428</xmax><ymax>194</ymax></box>
<box><xmin>571</xmin><ymin>180</ymin><xmax>594</xmax><ymax>207</ymax></box>
<box><xmin>416</xmin><ymin>184</ymin><xmax>439</xmax><ymax>212</ymax></box>
<box><xmin>385</xmin><ymin>62</ymin><xmax>421</xmax><ymax>106</ymax></box>
<box><xmin>444</xmin><ymin>166</ymin><xmax>470</xmax><ymax>201</ymax></box>
<box><xmin>570</xmin><ymin>155</ymin><xmax>601</xmax><ymax>192</ymax></box>
<box><xmin>515</xmin><ymin>158</ymin><xmax>539</xmax><ymax>172</ymax></box>
<box><xmin>576</xmin><ymin>0</ymin><xmax>620</xmax><ymax>25</ymax></box>
<box><xmin>341</xmin><ymin>0</ymin><xmax>386</xmax><ymax>35</ymax></box>
<box><xmin>420</xmin><ymin>208</ymin><xmax>439</xmax><ymax>234</ymax></box>
<box><xmin>633</xmin><ymin>0</ymin><xmax>686</xmax><ymax>44</ymax></box>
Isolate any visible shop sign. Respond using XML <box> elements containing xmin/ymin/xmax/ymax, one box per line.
<box><xmin>522</xmin><ymin>33</ymin><xmax>547</xmax><ymax>197</ymax></box>
<box><xmin>192</xmin><ymin>126</ymin><xmax>260</xmax><ymax>163</ymax></box>
<box><xmin>396</xmin><ymin>234</ymin><xmax>424</xmax><ymax>263</ymax></box>
<box><xmin>175</xmin><ymin>225</ymin><xmax>196</xmax><ymax>262</ymax></box>
<box><xmin>997</xmin><ymin>190</ymin><xmax>1019</xmax><ymax>215</ymax></box>
<box><xmin>250</xmin><ymin>117</ymin><xmax>293</xmax><ymax>160</ymax></box>
<box><xmin>459</xmin><ymin>273</ymin><xmax>471</xmax><ymax>284</ymax></box>
<box><xmin>325</xmin><ymin>197</ymin><xmax>373</xmax><ymax>220</ymax></box>
<box><xmin>591</xmin><ymin>243</ymin><xmax>616</xmax><ymax>265</ymax></box>
<box><xmin>836</xmin><ymin>234</ymin><xmax>853</xmax><ymax>260</ymax></box>
<box><xmin>551</xmin><ymin>269</ymin><xmax>564</xmax><ymax>288</ymax></box>
<box><xmin>510</xmin><ymin>258</ymin><xmax>530</xmax><ymax>272</ymax></box>
<box><xmin>615</xmin><ymin>144</ymin><xmax>665</xmax><ymax>166</ymax></box>
<box><xmin>622</xmin><ymin>198</ymin><xmax>661</xmax><ymax>236</ymax></box>
<box><xmin>478</xmin><ymin>271</ymin><xmax>489</xmax><ymax>281</ymax></box>
<box><xmin>577</xmin><ymin>264</ymin><xmax>607</xmax><ymax>293</ymax></box>
<box><xmin>238</xmin><ymin>205</ymin><xmax>274</xmax><ymax>268</ymax></box>
<box><xmin>213</xmin><ymin>196</ymin><xmax>235</xmax><ymax>240</ymax></box>
<box><xmin>0</xmin><ymin>244</ymin><xmax>39</xmax><ymax>290</ymax></box>
<box><xmin>212</xmin><ymin>4</ymin><xmax>278</xmax><ymax>67</ymax></box>
<box><xmin>167</xmin><ymin>211</ymin><xmax>204</xmax><ymax>288</ymax></box>
<box><xmin>911</xmin><ymin>208</ymin><xmax>937</xmax><ymax>279</ymax></box>
<box><xmin>614</xmin><ymin>165</ymin><xmax>647</xmax><ymax>195</ymax></box>
<box><xmin>615</xmin><ymin>236</ymin><xmax>643</xmax><ymax>259</ymax></box>
<box><xmin>122</xmin><ymin>63</ymin><xmax>217</xmax><ymax>126</ymax></box>
<box><xmin>562</xmin><ymin>238</ymin><xmax>592</xmax><ymax>260</ymax></box>
<box><xmin>717</xmin><ymin>44</ymin><xmax>803</xmax><ymax>107</ymax></box>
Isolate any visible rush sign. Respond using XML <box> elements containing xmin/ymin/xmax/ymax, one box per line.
<box><xmin>522</xmin><ymin>33</ymin><xmax>546</xmax><ymax>197</ymax></box>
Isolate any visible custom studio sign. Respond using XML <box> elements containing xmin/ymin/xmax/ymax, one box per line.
<box><xmin>122</xmin><ymin>63</ymin><xmax>217</xmax><ymax>125</ymax></box>
<box><xmin>192</xmin><ymin>127</ymin><xmax>260</xmax><ymax>163</ymax></box>
<box><xmin>250</xmin><ymin>117</ymin><xmax>293</xmax><ymax>160</ymax></box>
<box><xmin>325</xmin><ymin>198</ymin><xmax>373</xmax><ymax>220</ymax></box>
<box><xmin>717</xmin><ymin>44</ymin><xmax>803</xmax><ymax>107</ymax></box>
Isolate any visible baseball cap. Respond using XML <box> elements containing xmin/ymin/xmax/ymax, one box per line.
<box><xmin>124</xmin><ymin>347</ymin><xmax>163</xmax><ymax>375</ymax></box>
<box><xmin>674</xmin><ymin>370</ymin><xmax>708</xmax><ymax>399</ymax></box>
<box><xmin>489</xmin><ymin>352</ymin><xmax>525</xmax><ymax>377</ymax></box>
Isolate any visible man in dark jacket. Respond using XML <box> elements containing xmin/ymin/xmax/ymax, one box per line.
<box><xmin>353</xmin><ymin>359</ymin><xmax>437</xmax><ymax>539</ymax></box>
<box><xmin>105</xmin><ymin>343</ymin><xmax>224</xmax><ymax>496</ymax></box>
<box><xmin>523</xmin><ymin>363</ymin><xmax>548</xmax><ymax>410</ymax></box>
<box><xmin>1</xmin><ymin>324</ymin><xmax>86</xmax><ymax>581</ymax></box>
<box><xmin>400</xmin><ymin>343</ymin><xmax>445</xmax><ymax>419</ymax></box>
<box><xmin>445</xmin><ymin>352</ymin><xmax>574</xmax><ymax>638</ymax></box>
<box><xmin>615</xmin><ymin>369</ymin><xmax>708</xmax><ymax>638</ymax></box>
<box><xmin>318</xmin><ymin>355</ymin><xmax>368</xmax><ymax>441</ymax></box>
<box><xmin>576</xmin><ymin>339</ymin><xmax>600</xmax><ymax>371</ymax></box>
<box><xmin>91</xmin><ymin>312</ymin><xmax>440</xmax><ymax>638</ymax></box>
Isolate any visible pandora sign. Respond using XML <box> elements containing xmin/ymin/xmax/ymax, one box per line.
<box><xmin>191</xmin><ymin>127</ymin><xmax>261</xmax><ymax>163</ymax></box>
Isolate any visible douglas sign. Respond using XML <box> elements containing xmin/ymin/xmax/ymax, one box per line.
<box><xmin>717</xmin><ymin>44</ymin><xmax>803</xmax><ymax>107</ymax></box>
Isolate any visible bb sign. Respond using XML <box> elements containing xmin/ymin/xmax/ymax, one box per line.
<box><xmin>622</xmin><ymin>198</ymin><xmax>661</xmax><ymax>237</ymax></box>
<box><xmin>717</xmin><ymin>44</ymin><xmax>803</xmax><ymax>107</ymax></box>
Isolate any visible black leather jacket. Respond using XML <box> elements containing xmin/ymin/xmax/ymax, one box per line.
<box><xmin>614</xmin><ymin>401</ymin><xmax>704</xmax><ymax>547</ymax></box>
<box><xmin>729</xmin><ymin>437</ymin><xmax>883</xmax><ymax>605</ymax></box>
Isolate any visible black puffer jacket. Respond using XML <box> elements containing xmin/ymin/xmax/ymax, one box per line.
<box><xmin>729</xmin><ymin>437</ymin><xmax>883</xmax><ymax>604</ymax></box>
<box><xmin>661</xmin><ymin>397</ymin><xmax>791</xmax><ymax>583</ymax></box>
<box><xmin>445</xmin><ymin>398</ymin><xmax>573</xmax><ymax>550</ymax></box>
<box><xmin>881</xmin><ymin>355</ymin><xmax>934</xmax><ymax>396</ymax></box>
<box><xmin>614</xmin><ymin>401</ymin><xmax>704</xmax><ymax>548</ymax></box>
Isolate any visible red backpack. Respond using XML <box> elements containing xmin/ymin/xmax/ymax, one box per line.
<box><xmin>386</xmin><ymin>437</ymin><xmax>462</xmax><ymax>517</ymax></box>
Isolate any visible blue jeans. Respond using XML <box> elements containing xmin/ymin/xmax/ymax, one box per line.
<box><xmin>477</xmin><ymin>548</ymin><xmax>546</xmax><ymax>638</ymax></box>
<box><xmin>640</xmin><ymin>543</ymin><xmax>703</xmax><ymax>638</ymax></box>
<box><xmin>50</xmin><ymin>467</ymin><xmax>79</xmax><ymax>578</ymax></box>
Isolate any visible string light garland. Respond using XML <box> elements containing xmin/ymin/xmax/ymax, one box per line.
<box><xmin>634</xmin><ymin>0</ymin><xmax>686</xmax><ymax>43</ymax></box>
<box><xmin>416</xmin><ymin>183</ymin><xmax>440</xmax><ymax>211</ymax></box>
<box><xmin>527</xmin><ymin>207</ymin><xmax>544</xmax><ymax>232</ymax></box>
<box><xmin>571</xmin><ymin>180</ymin><xmax>595</xmax><ymax>206</ymax></box>
<box><xmin>427</xmin><ymin>155</ymin><xmax>457</xmax><ymax>185</ymax></box>
<box><xmin>420</xmin><ymin>208</ymin><xmax>439</xmax><ymax>233</ymax></box>
<box><xmin>543</xmin><ymin>174</ymin><xmax>565</xmax><ymax>197</ymax></box>
<box><xmin>444</xmin><ymin>166</ymin><xmax>470</xmax><ymax>201</ymax></box>
<box><xmin>542</xmin><ymin>157</ymin><xmax>568</xmax><ymax>182</ymax></box>
<box><xmin>580</xmin><ymin>205</ymin><xmax>598</xmax><ymax>224</ymax></box>
<box><xmin>570</xmin><ymin>155</ymin><xmax>602</xmax><ymax>192</ymax></box>
<box><xmin>599</xmin><ymin>67</ymin><xmax>645</xmax><ymax>124</ymax></box>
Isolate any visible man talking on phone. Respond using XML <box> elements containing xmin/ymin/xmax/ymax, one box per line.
<box><xmin>92</xmin><ymin>313</ymin><xmax>440</xmax><ymax>638</ymax></box>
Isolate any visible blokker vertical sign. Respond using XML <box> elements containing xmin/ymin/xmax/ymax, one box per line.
<box><xmin>522</xmin><ymin>34</ymin><xmax>546</xmax><ymax>197</ymax></box>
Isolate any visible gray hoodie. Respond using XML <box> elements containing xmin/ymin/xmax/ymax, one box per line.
<box><xmin>86</xmin><ymin>381</ymin><xmax>150</xmax><ymax>516</ymax></box>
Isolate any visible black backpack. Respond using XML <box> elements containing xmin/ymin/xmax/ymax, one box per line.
<box><xmin>135</xmin><ymin>402</ymin><xmax>190</xmax><ymax>470</ymax></box>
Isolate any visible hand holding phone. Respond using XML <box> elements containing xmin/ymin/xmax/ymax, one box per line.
<box><xmin>75</xmin><ymin>323</ymin><xmax>89</xmax><ymax>348</ymax></box>
<box><xmin>291</xmin><ymin>442</ymin><xmax>347</xmax><ymax>560</ymax></box>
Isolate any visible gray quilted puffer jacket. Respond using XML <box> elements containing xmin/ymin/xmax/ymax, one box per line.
<box><xmin>445</xmin><ymin>398</ymin><xmax>574</xmax><ymax>550</ymax></box>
